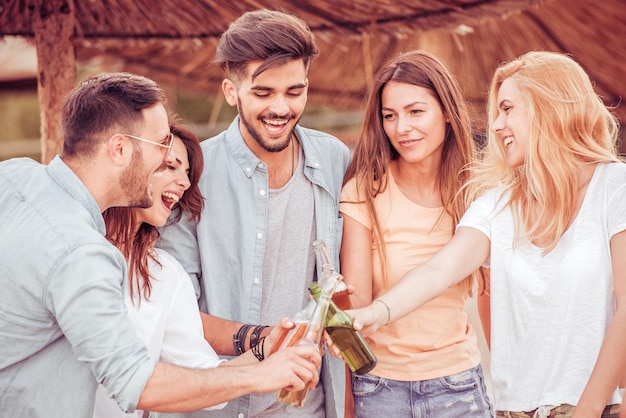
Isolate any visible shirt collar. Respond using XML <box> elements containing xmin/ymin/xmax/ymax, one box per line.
<box><xmin>47</xmin><ymin>155</ymin><xmax>106</xmax><ymax>235</ymax></box>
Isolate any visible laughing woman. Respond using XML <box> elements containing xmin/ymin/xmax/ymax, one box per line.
<box><xmin>93</xmin><ymin>123</ymin><xmax>310</xmax><ymax>417</ymax></box>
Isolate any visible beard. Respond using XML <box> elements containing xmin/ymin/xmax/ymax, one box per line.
<box><xmin>119</xmin><ymin>146</ymin><xmax>153</xmax><ymax>208</ymax></box>
<box><xmin>238</xmin><ymin>98</ymin><xmax>301</xmax><ymax>153</ymax></box>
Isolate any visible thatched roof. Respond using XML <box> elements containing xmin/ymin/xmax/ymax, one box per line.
<box><xmin>1</xmin><ymin>0</ymin><xmax>625</xmax><ymax>160</ymax></box>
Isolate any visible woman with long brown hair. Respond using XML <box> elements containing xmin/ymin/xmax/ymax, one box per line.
<box><xmin>340</xmin><ymin>50</ymin><xmax>492</xmax><ymax>417</ymax></box>
<box><xmin>93</xmin><ymin>123</ymin><xmax>320</xmax><ymax>417</ymax></box>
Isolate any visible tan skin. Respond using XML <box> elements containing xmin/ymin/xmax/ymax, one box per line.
<box><xmin>64</xmin><ymin>104</ymin><xmax>171</xmax><ymax>212</ymax></box>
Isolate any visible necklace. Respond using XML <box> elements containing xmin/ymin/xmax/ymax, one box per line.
<box><xmin>291</xmin><ymin>135</ymin><xmax>296</xmax><ymax>175</ymax></box>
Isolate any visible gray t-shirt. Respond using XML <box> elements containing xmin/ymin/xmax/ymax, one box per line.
<box><xmin>250</xmin><ymin>144</ymin><xmax>323</xmax><ymax>417</ymax></box>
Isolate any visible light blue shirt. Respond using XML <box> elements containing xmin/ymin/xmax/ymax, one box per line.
<box><xmin>158</xmin><ymin>118</ymin><xmax>351</xmax><ymax>418</ymax></box>
<box><xmin>0</xmin><ymin>156</ymin><xmax>155</xmax><ymax>417</ymax></box>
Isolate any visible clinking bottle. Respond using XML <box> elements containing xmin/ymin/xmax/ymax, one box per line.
<box><xmin>313</xmin><ymin>240</ymin><xmax>350</xmax><ymax>310</ymax></box>
<box><xmin>269</xmin><ymin>240</ymin><xmax>341</xmax><ymax>359</ymax></box>
<box><xmin>274</xmin><ymin>272</ymin><xmax>339</xmax><ymax>407</ymax></box>
<box><xmin>308</xmin><ymin>281</ymin><xmax>377</xmax><ymax>375</ymax></box>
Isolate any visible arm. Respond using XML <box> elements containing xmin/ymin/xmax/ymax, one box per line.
<box><xmin>574</xmin><ymin>229</ymin><xmax>626</xmax><ymax>416</ymax></box>
<box><xmin>339</xmin><ymin>214</ymin><xmax>374</xmax><ymax>308</ymax></box>
<box><xmin>138</xmin><ymin>343</ymin><xmax>321</xmax><ymax>412</ymax></box>
<box><xmin>349</xmin><ymin>226</ymin><xmax>490</xmax><ymax>336</ymax></box>
<box><xmin>200</xmin><ymin>312</ymin><xmax>271</xmax><ymax>356</ymax></box>
<box><xmin>477</xmin><ymin>269</ymin><xmax>491</xmax><ymax>349</ymax></box>
<box><xmin>339</xmin><ymin>213</ymin><xmax>371</xmax><ymax>418</ymax></box>
<box><xmin>223</xmin><ymin>317</ymin><xmax>291</xmax><ymax>367</ymax></box>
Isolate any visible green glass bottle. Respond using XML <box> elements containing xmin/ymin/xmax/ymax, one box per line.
<box><xmin>309</xmin><ymin>282</ymin><xmax>377</xmax><ymax>375</ymax></box>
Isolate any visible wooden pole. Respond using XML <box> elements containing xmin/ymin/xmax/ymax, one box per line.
<box><xmin>360</xmin><ymin>31</ymin><xmax>374</xmax><ymax>94</ymax></box>
<box><xmin>32</xmin><ymin>0</ymin><xmax>76</xmax><ymax>164</ymax></box>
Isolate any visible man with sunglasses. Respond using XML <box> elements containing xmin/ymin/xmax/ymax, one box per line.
<box><xmin>0</xmin><ymin>72</ymin><xmax>321</xmax><ymax>418</ymax></box>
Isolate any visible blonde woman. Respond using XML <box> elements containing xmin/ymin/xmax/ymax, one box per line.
<box><xmin>349</xmin><ymin>51</ymin><xmax>625</xmax><ymax>417</ymax></box>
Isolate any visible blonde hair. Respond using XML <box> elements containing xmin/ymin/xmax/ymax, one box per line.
<box><xmin>469</xmin><ymin>51</ymin><xmax>621</xmax><ymax>253</ymax></box>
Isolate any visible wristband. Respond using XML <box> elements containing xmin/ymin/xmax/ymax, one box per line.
<box><xmin>375</xmin><ymin>299</ymin><xmax>391</xmax><ymax>325</ymax></box>
<box><xmin>232</xmin><ymin>324</ymin><xmax>254</xmax><ymax>355</ymax></box>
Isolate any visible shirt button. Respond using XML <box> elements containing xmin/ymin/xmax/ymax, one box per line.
<box><xmin>246</xmin><ymin>167</ymin><xmax>251</xmax><ymax>173</ymax></box>
<box><xmin>314</xmin><ymin>162</ymin><xmax>320</xmax><ymax>167</ymax></box>
<box><xmin>253</xmin><ymin>277</ymin><xmax>260</xmax><ymax>284</ymax></box>
<box><xmin>259</xmin><ymin>189</ymin><xmax>266</xmax><ymax>196</ymax></box>
<box><xmin>257</xmin><ymin>233</ymin><xmax>263</xmax><ymax>239</ymax></box>
<box><xmin>237</xmin><ymin>414</ymin><xmax>245</xmax><ymax>418</ymax></box>
<box><xmin>258</xmin><ymin>162</ymin><xmax>265</xmax><ymax>169</ymax></box>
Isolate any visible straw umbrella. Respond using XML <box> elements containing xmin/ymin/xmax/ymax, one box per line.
<box><xmin>1</xmin><ymin>0</ymin><xmax>624</xmax><ymax>162</ymax></box>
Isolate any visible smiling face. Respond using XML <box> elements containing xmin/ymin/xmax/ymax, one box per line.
<box><xmin>223</xmin><ymin>59</ymin><xmax>308</xmax><ymax>155</ymax></box>
<box><xmin>134</xmin><ymin>136</ymin><xmax>190</xmax><ymax>227</ymax></box>
<box><xmin>119</xmin><ymin>103</ymin><xmax>171</xmax><ymax>208</ymax></box>
<box><xmin>491</xmin><ymin>77</ymin><xmax>530</xmax><ymax>168</ymax></box>
<box><xmin>381</xmin><ymin>81</ymin><xmax>447</xmax><ymax>167</ymax></box>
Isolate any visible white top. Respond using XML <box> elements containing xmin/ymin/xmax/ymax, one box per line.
<box><xmin>458</xmin><ymin>162</ymin><xmax>626</xmax><ymax>411</ymax></box>
<box><xmin>93</xmin><ymin>248</ymin><xmax>226</xmax><ymax>417</ymax></box>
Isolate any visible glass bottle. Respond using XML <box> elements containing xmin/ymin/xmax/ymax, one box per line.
<box><xmin>276</xmin><ymin>276</ymin><xmax>338</xmax><ymax>407</ymax></box>
<box><xmin>267</xmin><ymin>299</ymin><xmax>316</xmax><ymax>357</ymax></box>
<box><xmin>269</xmin><ymin>241</ymin><xmax>344</xmax><ymax>359</ymax></box>
<box><xmin>313</xmin><ymin>240</ymin><xmax>351</xmax><ymax>310</ymax></box>
<box><xmin>309</xmin><ymin>283</ymin><xmax>377</xmax><ymax>375</ymax></box>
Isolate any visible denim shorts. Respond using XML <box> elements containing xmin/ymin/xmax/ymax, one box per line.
<box><xmin>351</xmin><ymin>364</ymin><xmax>494</xmax><ymax>418</ymax></box>
<box><xmin>496</xmin><ymin>403</ymin><xmax>620</xmax><ymax>418</ymax></box>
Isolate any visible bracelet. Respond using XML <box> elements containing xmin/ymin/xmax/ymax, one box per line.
<box><xmin>249</xmin><ymin>325</ymin><xmax>269</xmax><ymax>354</ymax></box>
<box><xmin>375</xmin><ymin>299</ymin><xmax>391</xmax><ymax>325</ymax></box>
<box><xmin>232</xmin><ymin>324</ymin><xmax>254</xmax><ymax>355</ymax></box>
<box><xmin>251</xmin><ymin>336</ymin><xmax>266</xmax><ymax>361</ymax></box>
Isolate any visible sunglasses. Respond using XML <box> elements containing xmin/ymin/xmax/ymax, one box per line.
<box><xmin>122</xmin><ymin>132</ymin><xmax>173</xmax><ymax>157</ymax></box>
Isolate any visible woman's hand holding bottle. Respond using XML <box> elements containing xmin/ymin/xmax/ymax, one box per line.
<box><xmin>346</xmin><ymin>298</ymin><xmax>392</xmax><ymax>338</ymax></box>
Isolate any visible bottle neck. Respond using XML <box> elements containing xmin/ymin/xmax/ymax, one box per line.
<box><xmin>302</xmin><ymin>291</ymin><xmax>331</xmax><ymax>344</ymax></box>
<box><xmin>310</xmin><ymin>282</ymin><xmax>339</xmax><ymax>315</ymax></box>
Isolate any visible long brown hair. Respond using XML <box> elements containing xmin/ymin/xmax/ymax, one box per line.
<box><xmin>103</xmin><ymin>122</ymin><xmax>204</xmax><ymax>302</ymax></box>
<box><xmin>343</xmin><ymin>50</ymin><xmax>481</xmax><ymax>292</ymax></box>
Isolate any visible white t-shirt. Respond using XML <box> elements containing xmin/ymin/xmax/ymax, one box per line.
<box><xmin>458</xmin><ymin>162</ymin><xmax>626</xmax><ymax>411</ymax></box>
<box><xmin>93</xmin><ymin>248</ymin><xmax>226</xmax><ymax>417</ymax></box>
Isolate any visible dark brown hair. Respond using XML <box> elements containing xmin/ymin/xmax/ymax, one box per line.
<box><xmin>103</xmin><ymin>122</ymin><xmax>204</xmax><ymax>302</ymax></box>
<box><xmin>215</xmin><ymin>9</ymin><xmax>319</xmax><ymax>80</ymax></box>
<box><xmin>61</xmin><ymin>72</ymin><xmax>166</xmax><ymax>158</ymax></box>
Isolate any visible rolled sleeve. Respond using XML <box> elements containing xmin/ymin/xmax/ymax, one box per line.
<box><xmin>47</xmin><ymin>244</ymin><xmax>155</xmax><ymax>412</ymax></box>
